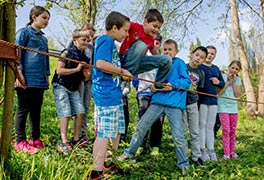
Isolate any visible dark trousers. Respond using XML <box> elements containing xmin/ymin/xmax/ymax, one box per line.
<box><xmin>120</xmin><ymin>95</ymin><xmax>130</xmax><ymax>141</ymax></box>
<box><xmin>15</xmin><ymin>88</ymin><xmax>44</xmax><ymax>143</ymax></box>
<box><xmin>214</xmin><ymin>113</ymin><xmax>221</xmax><ymax>138</ymax></box>
<box><xmin>137</xmin><ymin>95</ymin><xmax>163</xmax><ymax>148</ymax></box>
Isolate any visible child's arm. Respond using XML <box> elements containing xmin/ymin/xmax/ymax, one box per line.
<box><xmin>56</xmin><ymin>61</ymin><xmax>83</xmax><ymax>76</ymax></box>
<box><xmin>96</xmin><ymin>60</ymin><xmax>133</xmax><ymax>81</ymax></box>
<box><xmin>232</xmin><ymin>76</ymin><xmax>242</xmax><ymax>97</ymax></box>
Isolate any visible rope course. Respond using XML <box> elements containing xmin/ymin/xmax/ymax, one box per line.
<box><xmin>0</xmin><ymin>39</ymin><xmax>263</xmax><ymax>105</ymax></box>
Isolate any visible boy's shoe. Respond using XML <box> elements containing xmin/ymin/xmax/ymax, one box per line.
<box><xmin>180</xmin><ymin>167</ymin><xmax>189</xmax><ymax>175</ymax></box>
<box><xmin>78</xmin><ymin>135</ymin><xmax>91</xmax><ymax>147</ymax></box>
<box><xmin>150</xmin><ymin>147</ymin><xmax>159</xmax><ymax>156</ymax></box>
<box><xmin>29</xmin><ymin>139</ymin><xmax>45</xmax><ymax>149</ymax></box>
<box><xmin>86</xmin><ymin>170</ymin><xmax>104</xmax><ymax>180</ymax></box>
<box><xmin>103</xmin><ymin>162</ymin><xmax>129</xmax><ymax>176</ymax></box>
<box><xmin>135</xmin><ymin>147</ymin><xmax>144</xmax><ymax>156</ymax></box>
<box><xmin>230</xmin><ymin>153</ymin><xmax>238</xmax><ymax>159</ymax></box>
<box><xmin>57</xmin><ymin>142</ymin><xmax>72</xmax><ymax>155</ymax></box>
<box><xmin>15</xmin><ymin>140</ymin><xmax>38</xmax><ymax>154</ymax></box>
<box><xmin>200</xmin><ymin>149</ymin><xmax>210</xmax><ymax>161</ymax></box>
<box><xmin>192</xmin><ymin>157</ymin><xmax>206</xmax><ymax>167</ymax></box>
<box><xmin>208</xmin><ymin>150</ymin><xmax>218</xmax><ymax>161</ymax></box>
<box><xmin>118</xmin><ymin>153</ymin><xmax>129</xmax><ymax>161</ymax></box>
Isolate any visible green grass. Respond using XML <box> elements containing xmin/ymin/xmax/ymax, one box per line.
<box><xmin>1</xmin><ymin>58</ymin><xmax>264</xmax><ymax>179</ymax></box>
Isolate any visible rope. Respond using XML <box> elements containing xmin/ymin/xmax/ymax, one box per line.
<box><xmin>0</xmin><ymin>39</ymin><xmax>263</xmax><ymax>105</ymax></box>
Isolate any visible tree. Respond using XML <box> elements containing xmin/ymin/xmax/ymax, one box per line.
<box><xmin>257</xmin><ymin>0</ymin><xmax>264</xmax><ymax>115</ymax></box>
<box><xmin>230</xmin><ymin>0</ymin><xmax>257</xmax><ymax>115</ymax></box>
<box><xmin>0</xmin><ymin>0</ymin><xmax>16</xmax><ymax>168</ymax></box>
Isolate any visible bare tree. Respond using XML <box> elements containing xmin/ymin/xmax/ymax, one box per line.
<box><xmin>230</xmin><ymin>0</ymin><xmax>257</xmax><ymax>115</ymax></box>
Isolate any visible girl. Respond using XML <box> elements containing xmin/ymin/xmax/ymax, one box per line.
<box><xmin>218</xmin><ymin>60</ymin><xmax>242</xmax><ymax>160</ymax></box>
<box><xmin>198</xmin><ymin>45</ymin><xmax>225</xmax><ymax>161</ymax></box>
<box><xmin>14</xmin><ymin>6</ymin><xmax>50</xmax><ymax>154</ymax></box>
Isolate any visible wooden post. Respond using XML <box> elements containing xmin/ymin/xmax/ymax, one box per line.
<box><xmin>0</xmin><ymin>0</ymin><xmax>16</xmax><ymax>168</ymax></box>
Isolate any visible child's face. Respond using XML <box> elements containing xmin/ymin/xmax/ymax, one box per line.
<box><xmin>114</xmin><ymin>21</ymin><xmax>130</xmax><ymax>42</ymax></box>
<box><xmin>73</xmin><ymin>37</ymin><xmax>90</xmax><ymax>50</ymax></box>
<box><xmin>143</xmin><ymin>20</ymin><xmax>162</xmax><ymax>37</ymax></box>
<box><xmin>191</xmin><ymin>49</ymin><xmax>206</xmax><ymax>67</ymax></box>
<box><xmin>32</xmin><ymin>11</ymin><xmax>50</xmax><ymax>30</ymax></box>
<box><xmin>205</xmin><ymin>48</ymin><xmax>216</xmax><ymax>64</ymax></box>
<box><xmin>229</xmin><ymin>63</ymin><xmax>240</xmax><ymax>76</ymax></box>
<box><xmin>163</xmin><ymin>43</ymin><xmax>178</xmax><ymax>58</ymax></box>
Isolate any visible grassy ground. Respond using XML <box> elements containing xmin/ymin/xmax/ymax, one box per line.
<box><xmin>1</xmin><ymin>58</ymin><xmax>264</xmax><ymax>179</ymax></box>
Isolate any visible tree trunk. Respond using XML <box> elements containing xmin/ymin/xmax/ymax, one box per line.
<box><xmin>87</xmin><ymin>0</ymin><xmax>96</xmax><ymax>24</ymax></box>
<box><xmin>0</xmin><ymin>5</ymin><xmax>4</xmax><ymax>87</ymax></box>
<box><xmin>0</xmin><ymin>0</ymin><xmax>16</xmax><ymax>167</ymax></box>
<box><xmin>230</xmin><ymin>0</ymin><xmax>257</xmax><ymax>115</ymax></box>
<box><xmin>257</xmin><ymin>0</ymin><xmax>264</xmax><ymax>115</ymax></box>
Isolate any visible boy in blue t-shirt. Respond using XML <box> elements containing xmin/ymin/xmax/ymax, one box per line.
<box><xmin>88</xmin><ymin>11</ymin><xmax>132</xmax><ymax>180</ymax></box>
<box><xmin>119</xmin><ymin>39</ymin><xmax>191</xmax><ymax>175</ymax></box>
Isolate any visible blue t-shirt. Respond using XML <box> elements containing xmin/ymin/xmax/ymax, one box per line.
<box><xmin>218</xmin><ymin>73</ymin><xmax>242</xmax><ymax>113</ymax></box>
<box><xmin>92</xmin><ymin>35</ymin><xmax>122</xmax><ymax>106</ymax></box>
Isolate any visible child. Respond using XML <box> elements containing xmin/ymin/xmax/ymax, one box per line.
<box><xmin>135</xmin><ymin>33</ymin><xmax>164</xmax><ymax>156</ymax></box>
<box><xmin>198</xmin><ymin>45</ymin><xmax>225</xmax><ymax>161</ymax></box>
<box><xmin>119</xmin><ymin>8</ymin><xmax>172</xmax><ymax>89</ymax></box>
<box><xmin>119</xmin><ymin>39</ymin><xmax>191</xmax><ymax>175</ymax></box>
<box><xmin>218</xmin><ymin>60</ymin><xmax>242</xmax><ymax>160</ymax></box>
<box><xmin>14</xmin><ymin>6</ymin><xmax>50</xmax><ymax>154</ymax></box>
<box><xmin>88</xmin><ymin>11</ymin><xmax>132</xmax><ymax>180</ymax></box>
<box><xmin>183</xmin><ymin>46</ymin><xmax>207</xmax><ymax>167</ymax></box>
<box><xmin>77</xmin><ymin>23</ymin><xmax>95</xmax><ymax>146</ymax></box>
<box><xmin>52</xmin><ymin>29</ymin><xmax>91</xmax><ymax>155</ymax></box>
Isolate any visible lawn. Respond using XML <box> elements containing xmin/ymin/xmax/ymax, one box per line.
<box><xmin>0</xmin><ymin>58</ymin><xmax>264</xmax><ymax>179</ymax></box>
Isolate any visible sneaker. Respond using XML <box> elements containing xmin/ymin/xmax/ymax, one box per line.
<box><xmin>135</xmin><ymin>147</ymin><xmax>144</xmax><ymax>156</ymax></box>
<box><xmin>29</xmin><ymin>139</ymin><xmax>45</xmax><ymax>149</ymax></box>
<box><xmin>118</xmin><ymin>153</ymin><xmax>129</xmax><ymax>161</ymax></box>
<box><xmin>230</xmin><ymin>153</ymin><xmax>238</xmax><ymax>159</ymax></box>
<box><xmin>57</xmin><ymin>142</ymin><xmax>72</xmax><ymax>155</ymax></box>
<box><xmin>208</xmin><ymin>150</ymin><xmax>218</xmax><ymax>161</ymax></box>
<box><xmin>103</xmin><ymin>162</ymin><xmax>127</xmax><ymax>176</ymax></box>
<box><xmin>192</xmin><ymin>157</ymin><xmax>206</xmax><ymax>167</ymax></box>
<box><xmin>180</xmin><ymin>167</ymin><xmax>189</xmax><ymax>175</ymax></box>
<box><xmin>78</xmin><ymin>135</ymin><xmax>91</xmax><ymax>147</ymax></box>
<box><xmin>15</xmin><ymin>140</ymin><xmax>38</xmax><ymax>154</ymax></box>
<box><xmin>86</xmin><ymin>170</ymin><xmax>104</xmax><ymax>180</ymax></box>
<box><xmin>222</xmin><ymin>155</ymin><xmax>230</xmax><ymax>160</ymax></box>
<box><xmin>150</xmin><ymin>147</ymin><xmax>159</xmax><ymax>156</ymax></box>
<box><xmin>200</xmin><ymin>149</ymin><xmax>210</xmax><ymax>161</ymax></box>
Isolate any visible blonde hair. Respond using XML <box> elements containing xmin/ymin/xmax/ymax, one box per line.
<box><xmin>72</xmin><ymin>29</ymin><xmax>90</xmax><ymax>38</ymax></box>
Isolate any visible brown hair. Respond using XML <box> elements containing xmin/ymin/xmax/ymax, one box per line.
<box><xmin>145</xmin><ymin>9</ymin><xmax>163</xmax><ymax>23</ymax></box>
<box><xmin>164</xmin><ymin>39</ymin><xmax>178</xmax><ymax>50</ymax></box>
<box><xmin>105</xmin><ymin>11</ymin><xmax>130</xmax><ymax>31</ymax></box>
<box><xmin>229</xmin><ymin>60</ymin><xmax>242</xmax><ymax>70</ymax></box>
<box><xmin>72</xmin><ymin>29</ymin><xmax>90</xmax><ymax>38</ymax></box>
<box><xmin>26</xmin><ymin>6</ymin><xmax>50</xmax><ymax>27</ymax></box>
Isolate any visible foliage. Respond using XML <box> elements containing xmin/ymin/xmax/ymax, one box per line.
<box><xmin>0</xmin><ymin>58</ymin><xmax>264</xmax><ymax>179</ymax></box>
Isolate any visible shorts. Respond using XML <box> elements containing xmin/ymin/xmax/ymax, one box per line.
<box><xmin>94</xmin><ymin>104</ymin><xmax>125</xmax><ymax>139</ymax></box>
<box><xmin>53</xmin><ymin>83</ymin><xmax>85</xmax><ymax>118</ymax></box>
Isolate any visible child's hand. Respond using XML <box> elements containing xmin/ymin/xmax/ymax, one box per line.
<box><xmin>76</xmin><ymin>63</ymin><xmax>83</xmax><ymax>72</ymax></box>
<box><xmin>150</xmin><ymin>85</ymin><xmax>157</xmax><ymax>92</ymax></box>
<box><xmin>121</xmin><ymin>69</ymin><xmax>133</xmax><ymax>81</ymax></box>
<box><xmin>83</xmin><ymin>67</ymin><xmax>92</xmax><ymax>81</ymax></box>
<box><xmin>163</xmin><ymin>83</ymin><xmax>172</xmax><ymax>91</ymax></box>
<box><xmin>210</xmin><ymin>77</ymin><xmax>220</xmax><ymax>85</ymax></box>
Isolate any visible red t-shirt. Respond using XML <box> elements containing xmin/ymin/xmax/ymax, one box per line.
<box><xmin>119</xmin><ymin>22</ymin><xmax>154</xmax><ymax>56</ymax></box>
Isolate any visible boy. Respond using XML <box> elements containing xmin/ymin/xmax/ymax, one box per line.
<box><xmin>183</xmin><ymin>46</ymin><xmax>207</xmax><ymax>167</ymax></box>
<box><xmin>88</xmin><ymin>11</ymin><xmax>132</xmax><ymax>180</ymax></box>
<box><xmin>52</xmin><ymin>29</ymin><xmax>91</xmax><ymax>155</ymax></box>
<box><xmin>119</xmin><ymin>8</ymin><xmax>172</xmax><ymax>89</ymax></box>
<box><xmin>118</xmin><ymin>39</ymin><xmax>191</xmax><ymax>175</ymax></box>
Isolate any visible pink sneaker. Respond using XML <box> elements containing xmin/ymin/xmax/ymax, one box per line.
<box><xmin>29</xmin><ymin>139</ymin><xmax>45</xmax><ymax>149</ymax></box>
<box><xmin>15</xmin><ymin>140</ymin><xmax>38</xmax><ymax>154</ymax></box>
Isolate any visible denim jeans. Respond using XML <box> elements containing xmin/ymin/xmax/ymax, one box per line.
<box><xmin>124</xmin><ymin>104</ymin><xmax>189</xmax><ymax>168</ymax></box>
<box><xmin>183</xmin><ymin>103</ymin><xmax>201</xmax><ymax>161</ymax></box>
<box><xmin>121</xmin><ymin>40</ymin><xmax>172</xmax><ymax>83</ymax></box>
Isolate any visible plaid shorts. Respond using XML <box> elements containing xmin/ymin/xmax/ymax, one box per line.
<box><xmin>94</xmin><ymin>104</ymin><xmax>125</xmax><ymax>139</ymax></box>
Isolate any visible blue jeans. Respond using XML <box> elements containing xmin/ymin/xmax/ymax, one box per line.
<box><xmin>121</xmin><ymin>40</ymin><xmax>172</xmax><ymax>83</ymax></box>
<box><xmin>124</xmin><ymin>104</ymin><xmax>189</xmax><ymax>169</ymax></box>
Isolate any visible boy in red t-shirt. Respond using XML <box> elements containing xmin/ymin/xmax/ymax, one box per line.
<box><xmin>119</xmin><ymin>9</ymin><xmax>171</xmax><ymax>89</ymax></box>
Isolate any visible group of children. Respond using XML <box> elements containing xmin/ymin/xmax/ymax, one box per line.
<box><xmin>14</xmin><ymin>5</ymin><xmax>243</xmax><ymax>180</ymax></box>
